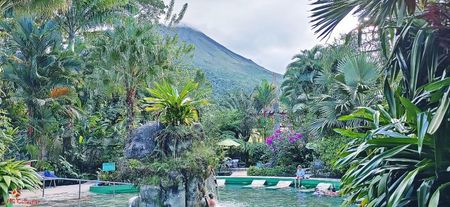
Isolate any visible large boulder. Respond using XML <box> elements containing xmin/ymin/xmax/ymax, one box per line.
<box><xmin>139</xmin><ymin>185</ymin><xmax>162</xmax><ymax>207</ymax></box>
<box><xmin>125</xmin><ymin>122</ymin><xmax>164</xmax><ymax>159</ymax></box>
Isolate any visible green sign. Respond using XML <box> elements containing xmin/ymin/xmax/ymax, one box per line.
<box><xmin>102</xmin><ymin>162</ymin><xmax>116</xmax><ymax>172</ymax></box>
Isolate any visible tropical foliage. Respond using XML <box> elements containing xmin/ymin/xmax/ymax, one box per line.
<box><xmin>0</xmin><ymin>0</ymin><xmax>194</xmax><ymax>179</ymax></box>
<box><xmin>144</xmin><ymin>80</ymin><xmax>208</xmax><ymax>126</ymax></box>
<box><xmin>0</xmin><ymin>160</ymin><xmax>41</xmax><ymax>204</ymax></box>
<box><xmin>0</xmin><ymin>111</ymin><xmax>40</xmax><ymax>205</ymax></box>
<box><xmin>281</xmin><ymin>44</ymin><xmax>382</xmax><ymax>135</ymax></box>
<box><xmin>1</xmin><ymin>17</ymin><xmax>79</xmax><ymax>159</ymax></box>
<box><xmin>310</xmin><ymin>0</ymin><xmax>450</xmax><ymax>206</ymax></box>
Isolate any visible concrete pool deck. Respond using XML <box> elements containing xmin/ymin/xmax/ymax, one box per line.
<box><xmin>19</xmin><ymin>182</ymin><xmax>96</xmax><ymax>202</ymax></box>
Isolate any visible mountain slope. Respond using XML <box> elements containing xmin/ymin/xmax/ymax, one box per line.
<box><xmin>172</xmin><ymin>26</ymin><xmax>281</xmax><ymax>95</ymax></box>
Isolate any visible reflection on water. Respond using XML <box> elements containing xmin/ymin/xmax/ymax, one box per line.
<box><xmin>36</xmin><ymin>184</ymin><xmax>343</xmax><ymax>207</ymax></box>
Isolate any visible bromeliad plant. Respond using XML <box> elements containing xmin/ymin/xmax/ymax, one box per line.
<box><xmin>143</xmin><ymin>80</ymin><xmax>208</xmax><ymax>158</ymax></box>
<box><xmin>143</xmin><ymin>80</ymin><xmax>208</xmax><ymax>126</ymax></box>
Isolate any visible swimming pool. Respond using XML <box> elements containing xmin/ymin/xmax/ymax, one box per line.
<box><xmin>218</xmin><ymin>184</ymin><xmax>343</xmax><ymax>207</ymax></box>
<box><xmin>33</xmin><ymin>184</ymin><xmax>343</xmax><ymax>206</ymax></box>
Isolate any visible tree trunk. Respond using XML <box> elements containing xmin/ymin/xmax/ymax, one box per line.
<box><xmin>62</xmin><ymin>121</ymin><xmax>73</xmax><ymax>153</ymax></box>
<box><xmin>68</xmin><ymin>31</ymin><xmax>75</xmax><ymax>52</ymax></box>
<box><xmin>126</xmin><ymin>86</ymin><xmax>137</xmax><ymax>141</ymax></box>
<box><xmin>39</xmin><ymin>138</ymin><xmax>47</xmax><ymax>160</ymax></box>
<box><xmin>27</xmin><ymin>103</ymin><xmax>34</xmax><ymax>139</ymax></box>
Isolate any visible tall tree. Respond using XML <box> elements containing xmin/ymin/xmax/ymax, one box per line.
<box><xmin>253</xmin><ymin>79</ymin><xmax>277</xmax><ymax>114</ymax></box>
<box><xmin>92</xmin><ymin>18</ymin><xmax>191</xmax><ymax>140</ymax></box>
<box><xmin>1</xmin><ymin>0</ymin><xmax>70</xmax><ymax>17</ymax></box>
<box><xmin>1</xmin><ymin>17</ymin><xmax>79</xmax><ymax>159</ymax></box>
<box><xmin>55</xmin><ymin>0</ymin><xmax>128</xmax><ymax>52</ymax></box>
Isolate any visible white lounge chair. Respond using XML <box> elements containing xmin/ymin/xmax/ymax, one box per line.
<box><xmin>266</xmin><ymin>181</ymin><xmax>293</xmax><ymax>190</ymax></box>
<box><xmin>216</xmin><ymin>179</ymin><xmax>226</xmax><ymax>187</ymax></box>
<box><xmin>242</xmin><ymin>180</ymin><xmax>266</xmax><ymax>188</ymax></box>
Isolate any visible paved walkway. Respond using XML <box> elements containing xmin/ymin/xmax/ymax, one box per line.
<box><xmin>230</xmin><ymin>170</ymin><xmax>247</xmax><ymax>176</ymax></box>
<box><xmin>20</xmin><ymin>182</ymin><xmax>95</xmax><ymax>201</ymax></box>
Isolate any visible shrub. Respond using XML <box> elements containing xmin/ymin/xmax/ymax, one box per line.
<box><xmin>265</xmin><ymin>129</ymin><xmax>314</xmax><ymax>168</ymax></box>
<box><xmin>33</xmin><ymin>160</ymin><xmax>54</xmax><ymax>171</ymax></box>
<box><xmin>114</xmin><ymin>141</ymin><xmax>219</xmax><ymax>185</ymax></box>
<box><xmin>308</xmin><ymin>136</ymin><xmax>352</xmax><ymax>177</ymax></box>
<box><xmin>246</xmin><ymin>143</ymin><xmax>270</xmax><ymax>166</ymax></box>
<box><xmin>247</xmin><ymin>166</ymin><xmax>294</xmax><ymax>177</ymax></box>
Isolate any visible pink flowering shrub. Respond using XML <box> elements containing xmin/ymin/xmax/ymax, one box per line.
<box><xmin>265</xmin><ymin>128</ymin><xmax>303</xmax><ymax>148</ymax></box>
<box><xmin>259</xmin><ymin>128</ymin><xmax>313</xmax><ymax>175</ymax></box>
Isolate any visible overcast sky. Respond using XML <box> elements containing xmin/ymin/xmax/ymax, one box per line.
<box><xmin>170</xmin><ymin>0</ymin><xmax>358</xmax><ymax>74</ymax></box>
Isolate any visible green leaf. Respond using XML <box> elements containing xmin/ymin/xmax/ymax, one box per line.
<box><xmin>428</xmin><ymin>88</ymin><xmax>450</xmax><ymax>134</ymax></box>
<box><xmin>368</xmin><ymin>138</ymin><xmax>417</xmax><ymax>145</ymax></box>
<box><xmin>0</xmin><ymin>183</ymin><xmax>8</xmax><ymax>194</ymax></box>
<box><xmin>429</xmin><ymin>182</ymin><xmax>450</xmax><ymax>207</ymax></box>
<box><xmin>333</xmin><ymin>128</ymin><xmax>366</xmax><ymax>139</ymax></box>
<box><xmin>423</xmin><ymin>78</ymin><xmax>450</xmax><ymax>92</ymax></box>
<box><xmin>400</xmin><ymin>96</ymin><xmax>421</xmax><ymax>124</ymax></box>
<box><xmin>3</xmin><ymin>176</ymin><xmax>11</xmax><ymax>187</ymax></box>
<box><xmin>384</xmin><ymin>79</ymin><xmax>397</xmax><ymax>117</ymax></box>
<box><xmin>417</xmin><ymin>112</ymin><xmax>429</xmax><ymax>154</ymax></box>
<box><xmin>417</xmin><ymin>179</ymin><xmax>433</xmax><ymax>207</ymax></box>
<box><xmin>339</xmin><ymin>107</ymin><xmax>376</xmax><ymax>121</ymax></box>
<box><xmin>388</xmin><ymin>167</ymin><xmax>421</xmax><ymax>207</ymax></box>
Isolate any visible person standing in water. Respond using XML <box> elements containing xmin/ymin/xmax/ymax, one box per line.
<box><xmin>205</xmin><ymin>193</ymin><xmax>217</xmax><ymax>207</ymax></box>
<box><xmin>296</xmin><ymin>165</ymin><xmax>306</xmax><ymax>188</ymax></box>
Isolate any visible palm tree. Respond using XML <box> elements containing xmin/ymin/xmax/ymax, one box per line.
<box><xmin>93</xmin><ymin>18</ymin><xmax>155</xmax><ymax>139</ymax></box>
<box><xmin>55</xmin><ymin>0</ymin><xmax>129</xmax><ymax>52</ymax></box>
<box><xmin>93</xmin><ymin>18</ymin><xmax>191</xmax><ymax>139</ymax></box>
<box><xmin>310</xmin><ymin>51</ymin><xmax>381</xmax><ymax>134</ymax></box>
<box><xmin>221</xmin><ymin>91</ymin><xmax>257</xmax><ymax>140</ymax></box>
<box><xmin>1</xmin><ymin>17</ymin><xmax>79</xmax><ymax>159</ymax></box>
<box><xmin>0</xmin><ymin>0</ymin><xmax>70</xmax><ymax>17</ymax></box>
<box><xmin>281</xmin><ymin>46</ymin><xmax>323</xmax><ymax>105</ymax></box>
<box><xmin>253</xmin><ymin>80</ymin><xmax>277</xmax><ymax>114</ymax></box>
<box><xmin>310</xmin><ymin>0</ymin><xmax>425</xmax><ymax>39</ymax></box>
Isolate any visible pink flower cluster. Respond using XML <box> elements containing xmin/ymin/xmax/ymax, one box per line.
<box><xmin>265</xmin><ymin>128</ymin><xmax>302</xmax><ymax>146</ymax></box>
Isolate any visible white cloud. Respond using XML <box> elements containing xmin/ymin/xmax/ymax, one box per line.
<box><xmin>169</xmin><ymin>0</ymin><xmax>358</xmax><ymax>74</ymax></box>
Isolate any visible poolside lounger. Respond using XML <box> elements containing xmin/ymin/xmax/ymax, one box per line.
<box><xmin>242</xmin><ymin>180</ymin><xmax>266</xmax><ymax>188</ymax></box>
<box><xmin>217</xmin><ymin>179</ymin><xmax>226</xmax><ymax>187</ymax></box>
<box><xmin>265</xmin><ymin>181</ymin><xmax>293</xmax><ymax>190</ymax></box>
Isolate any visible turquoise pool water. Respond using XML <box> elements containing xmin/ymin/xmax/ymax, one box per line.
<box><xmin>34</xmin><ymin>185</ymin><xmax>343</xmax><ymax>206</ymax></box>
<box><xmin>218</xmin><ymin>185</ymin><xmax>343</xmax><ymax>207</ymax></box>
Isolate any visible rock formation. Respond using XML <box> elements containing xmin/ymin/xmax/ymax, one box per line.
<box><xmin>126</xmin><ymin>122</ymin><xmax>216</xmax><ymax>207</ymax></box>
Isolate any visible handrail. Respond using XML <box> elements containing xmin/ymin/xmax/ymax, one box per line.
<box><xmin>42</xmin><ymin>177</ymin><xmax>135</xmax><ymax>199</ymax></box>
<box><xmin>41</xmin><ymin>177</ymin><xmax>133</xmax><ymax>185</ymax></box>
